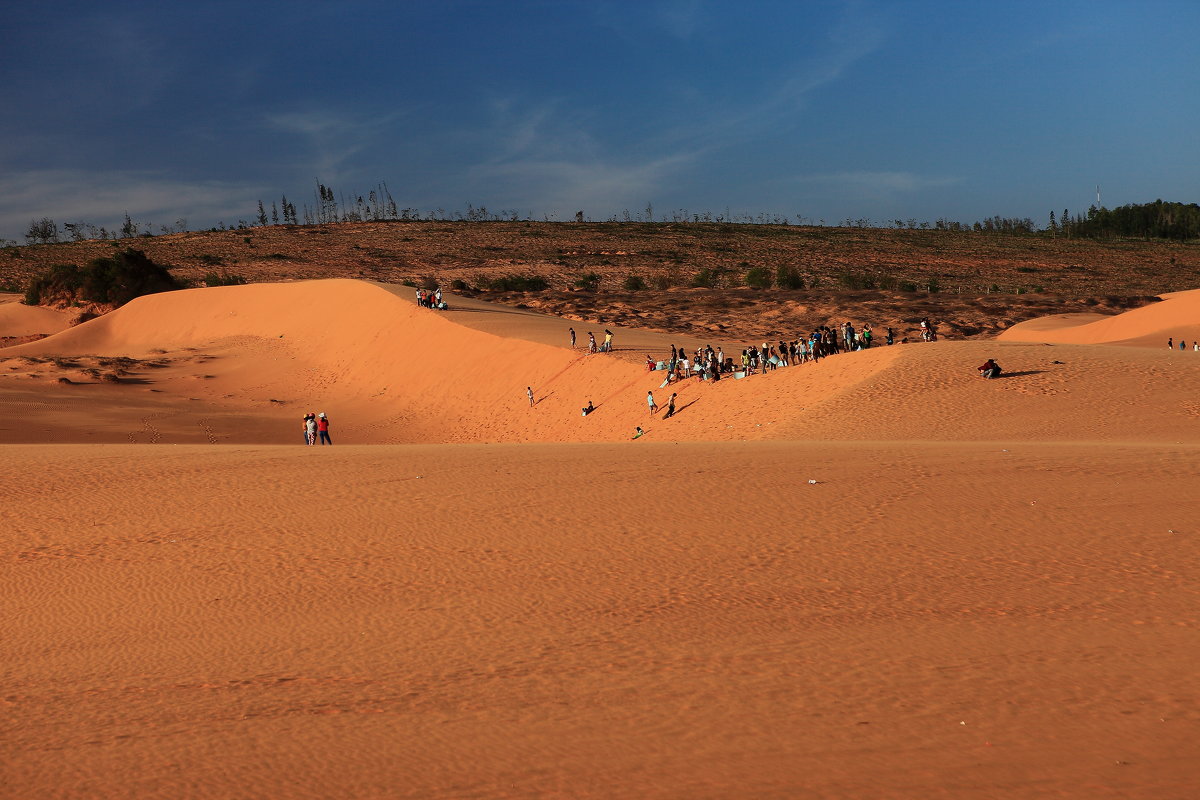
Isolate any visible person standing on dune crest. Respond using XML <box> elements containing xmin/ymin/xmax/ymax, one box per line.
<box><xmin>569</xmin><ymin>328</ymin><xmax>576</xmax><ymax>349</ymax></box>
<box><xmin>317</xmin><ymin>412</ymin><xmax>332</xmax><ymax>445</ymax></box>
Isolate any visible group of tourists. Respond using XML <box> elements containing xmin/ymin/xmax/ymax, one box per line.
<box><xmin>648</xmin><ymin>321</ymin><xmax>905</xmax><ymax>384</ymax></box>
<box><xmin>530</xmin><ymin>318</ymin><xmax>937</xmax><ymax>431</ymax></box>
<box><xmin>569</xmin><ymin>327</ymin><xmax>615</xmax><ymax>353</ymax></box>
<box><xmin>302</xmin><ymin>412</ymin><xmax>332</xmax><ymax>445</ymax></box>
<box><xmin>1167</xmin><ymin>337</ymin><xmax>1200</xmax><ymax>351</ymax></box>
<box><xmin>416</xmin><ymin>286</ymin><xmax>446</xmax><ymax>310</ymax></box>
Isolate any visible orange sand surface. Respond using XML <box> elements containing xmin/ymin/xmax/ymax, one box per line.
<box><xmin>3</xmin><ymin>280</ymin><xmax>1199</xmax><ymax>798</ymax></box>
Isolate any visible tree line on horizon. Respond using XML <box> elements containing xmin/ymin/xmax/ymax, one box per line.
<box><xmin>12</xmin><ymin>182</ymin><xmax>1200</xmax><ymax>246</ymax></box>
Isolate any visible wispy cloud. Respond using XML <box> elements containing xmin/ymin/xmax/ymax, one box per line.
<box><xmin>796</xmin><ymin>170</ymin><xmax>964</xmax><ymax>196</ymax></box>
<box><xmin>0</xmin><ymin>169</ymin><xmax>266</xmax><ymax>240</ymax></box>
<box><xmin>460</xmin><ymin>3</ymin><xmax>892</xmax><ymax>214</ymax></box>
<box><xmin>261</xmin><ymin>107</ymin><xmax>405</xmax><ymax>182</ymax></box>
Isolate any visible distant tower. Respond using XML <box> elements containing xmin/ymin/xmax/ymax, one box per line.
<box><xmin>1096</xmin><ymin>185</ymin><xmax>1101</xmax><ymax>206</ymax></box>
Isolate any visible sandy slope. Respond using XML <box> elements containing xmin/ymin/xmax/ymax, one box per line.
<box><xmin>1000</xmin><ymin>288</ymin><xmax>1200</xmax><ymax>347</ymax></box>
<box><xmin>0</xmin><ymin>291</ymin><xmax>71</xmax><ymax>339</ymax></box>
<box><xmin>3</xmin><ymin>279</ymin><xmax>1199</xmax><ymax>798</ymax></box>
<box><xmin>3</xmin><ymin>279</ymin><xmax>1198</xmax><ymax>445</ymax></box>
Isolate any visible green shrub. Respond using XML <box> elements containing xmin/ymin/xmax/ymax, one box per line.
<box><xmin>836</xmin><ymin>271</ymin><xmax>875</xmax><ymax>290</ymax></box>
<box><xmin>450</xmin><ymin>278</ymin><xmax>469</xmax><ymax>291</ymax></box>
<box><xmin>744</xmin><ymin>266</ymin><xmax>772</xmax><ymax>289</ymax></box>
<box><xmin>574</xmin><ymin>272</ymin><xmax>601</xmax><ymax>291</ymax></box>
<box><xmin>483</xmin><ymin>274</ymin><xmax>549</xmax><ymax>292</ymax></box>
<box><xmin>25</xmin><ymin>249</ymin><xmax>182</xmax><ymax>307</ymax></box>
<box><xmin>691</xmin><ymin>267</ymin><xmax>722</xmax><ymax>288</ymax></box>
<box><xmin>775</xmin><ymin>266</ymin><xmax>804</xmax><ymax>290</ymax></box>
<box><xmin>204</xmin><ymin>272</ymin><xmax>247</xmax><ymax>286</ymax></box>
<box><xmin>622</xmin><ymin>274</ymin><xmax>647</xmax><ymax>291</ymax></box>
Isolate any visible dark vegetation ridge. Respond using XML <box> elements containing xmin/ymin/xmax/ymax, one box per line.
<box><xmin>5</xmin><ymin>217</ymin><xmax>1197</xmax><ymax>343</ymax></box>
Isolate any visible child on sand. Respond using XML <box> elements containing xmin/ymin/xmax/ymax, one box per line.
<box><xmin>647</xmin><ymin>391</ymin><xmax>658</xmax><ymax>415</ymax></box>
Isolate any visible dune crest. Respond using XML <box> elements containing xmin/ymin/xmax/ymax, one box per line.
<box><xmin>999</xmin><ymin>288</ymin><xmax>1200</xmax><ymax>347</ymax></box>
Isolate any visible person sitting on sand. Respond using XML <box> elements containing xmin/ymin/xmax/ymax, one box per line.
<box><xmin>978</xmin><ymin>358</ymin><xmax>1002</xmax><ymax>379</ymax></box>
<box><xmin>581</xmin><ymin>400</ymin><xmax>594</xmax><ymax>417</ymax></box>
<box><xmin>632</xmin><ymin>426</ymin><xmax>644</xmax><ymax>440</ymax></box>
<box><xmin>646</xmin><ymin>354</ymin><xmax>656</xmax><ymax>370</ymax></box>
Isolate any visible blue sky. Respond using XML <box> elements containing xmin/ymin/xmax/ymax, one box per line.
<box><xmin>3</xmin><ymin>0</ymin><xmax>1198</xmax><ymax>240</ymax></box>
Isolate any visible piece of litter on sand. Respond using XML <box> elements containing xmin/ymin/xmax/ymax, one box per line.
<box><xmin>807</xmin><ymin>479</ymin><xmax>818</xmax><ymax>485</ymax></box>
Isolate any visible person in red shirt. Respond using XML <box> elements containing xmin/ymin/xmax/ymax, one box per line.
<box><xmin>317</xmin><ymin>412</ymin><xmax>332</xmax><ymax>444</ymax></box>
<box><xmin>978</xmin><ymin>359</ymin><xmax>1001</xmax><ymax>379</ymax></box>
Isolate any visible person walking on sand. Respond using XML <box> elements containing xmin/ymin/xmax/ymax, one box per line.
<box><xmin>317</xmin><ymin>412</ymin><xmax>332</xmax><ymax>445</ymax></box>
<box><xmin>664</xmin><ymin>392</ymin><xmax>677</xmax><ymax>419</ymax></box>
<box><xmin>603</xmin><ymin>329</ymin><xmax>614</xmax><ymax>353</ymax></box>
<box><xmin>1168</xmin><ymin>337</ymin><xmax>1174</xmax><ymax>350</ymax></box>
<box><xmin>647</xmin><ymin>390</ymin><xmax>658</xmax><ymax>415</ymax></box>
<box><xmin>569</xmin><ymin>327</ymin><xmax>576</xmax><ymax>349</ymax></box>
<box><xmin>527</xmin><ymin>386</ymin><xmax>535</xmax><ymax>407</ymax></box>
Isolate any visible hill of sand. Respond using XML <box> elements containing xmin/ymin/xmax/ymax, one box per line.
<box><xmin>3</xmin><ymin>279</ymin><xmax>1198</xmax><ymax>798</ymax></box>
<box><xmin>1000</xmin><ymin>287</ymin><xmax>1200</xmax><ymax>347</ymax></box>
<box><xmin>0</xmin><ymin>291</ymin><xmax>72</xmax><ymax>344</ymax></box>
<box><xmin>3</xmin><ymin>279</ymin><xmax>1198</xmax><ymax>446</ymax></box>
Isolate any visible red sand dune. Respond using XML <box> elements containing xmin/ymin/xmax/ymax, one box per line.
<box><xmin>0</xmin><ymin>292</ymin><xmax>71</xmax><ymax>339</ymax></box>
<box><xmin>1000</xmin><ymin>288</ymin><xmax>1200</xmax><ymax>347</ymax></box>
<box><xmin>6</xmin><ymin>279</ymin><xmax>1198</xmax><ymax>446</ymax></box>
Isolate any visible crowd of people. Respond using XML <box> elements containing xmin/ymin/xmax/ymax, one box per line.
<box><xmin>415</xmin><ymin>286</ymin><xmax>446</xmax><ymax>309</ymax></box>
<box><xmin>643</xmin><ymin>319</ymin><xmax>916</xmax><ymax>385</ymax></box>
